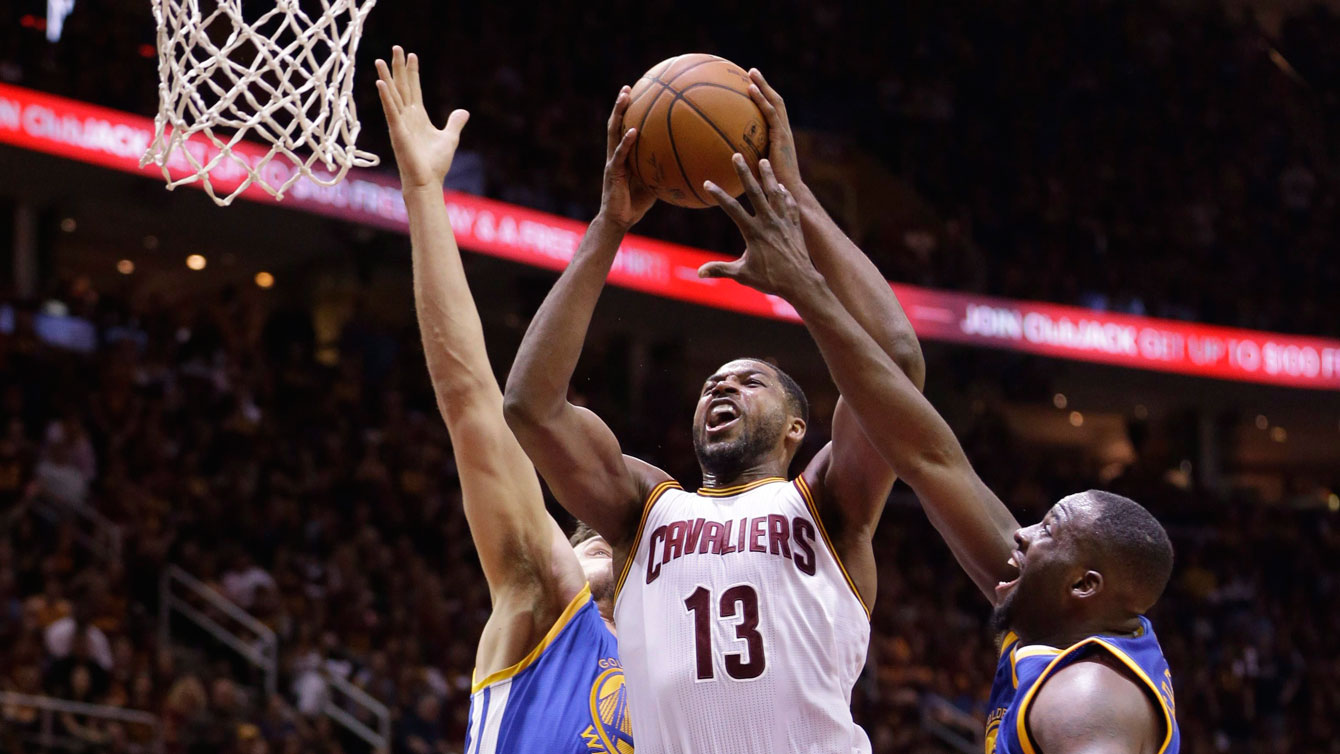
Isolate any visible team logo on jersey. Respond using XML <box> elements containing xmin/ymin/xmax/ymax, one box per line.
<box><xmin>582</xmin><ymin>662</ymin><xmax>633</xmax><ymax>754</ymax></box>
<box><xmin>984</xmin><ymin>708</ymin><xmax>1004</xmax><ymax>754</ymax></box>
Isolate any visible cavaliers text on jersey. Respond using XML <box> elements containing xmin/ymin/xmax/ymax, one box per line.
<box><xmin>614</xmin><ymin>476</ymin><xmax>871</xmax><ymax>754</ymax></box>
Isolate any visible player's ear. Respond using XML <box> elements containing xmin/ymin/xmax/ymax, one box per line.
<box><xmin>1070</xmin><ymin>570</ymin><xmax>1103</xmax><ymax>600</ymax></box>
<box><xmin>786</xmin><ymin>417</ymin><xmax>806</xmax><ymax>445</ymax></box>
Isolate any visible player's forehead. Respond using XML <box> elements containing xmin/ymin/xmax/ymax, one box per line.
<box><xmin>704</xmin><ymin>359</ymin><xmax>776</xmax><ymax>384</ymax></box>
<box><xmin>1045</xmin><ymin>494</ymin><xmax>1097</xmax><ymax>532</ymax></box>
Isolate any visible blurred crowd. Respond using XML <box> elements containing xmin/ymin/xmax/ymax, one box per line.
<box><xmin>0</xmin><ymin>278</ymin><xmax>1336</xmax><ymax>754</ymax></box>
<box><xmin>2</xmin><ymin>1</ymin><xmax>1339</xmax><ymax>753</ymax></box>
<box><xmin>3</xmin><ymin>0</ymin><xmax>1338</xmax><ymax>336</ymax></box>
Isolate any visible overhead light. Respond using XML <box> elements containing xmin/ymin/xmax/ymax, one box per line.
<box><xmin>186</xmin><ymin>254</ymin><xmax>207</xmax><ymax>271</ymax></box>
<box><xmin>1133</xmin><ymin>404</ymin><xmax>1148</xmax><ymax>420</ymax></box>
<box><xmin>60</xmin><ymin>217</ymin><xmax>76</xmax><ymax>232</ymax></box>
<box><xmin>1069</xmin><ymin>411</ymin><xmax>1084</xmax><ymax>427</ymax></box>
<box><xmin>1270</xmin><ymin>426</ymin><xmax>1287</xmax><ymax>443</ymax></box>
<box><xmin>116</xmin><ymin>259</ymin><xmax>134</xmax><ymax>275</ymax></box>
<box><xmin>1255</xmin><ymin>414</ymin><xmax>1268</xmax><ymax>430</ymax></box>
<box><xmin>254</xmin><ymin>271</ymin><xmax>275</xmax><ymax>289</ymax></box>
<box><xmin>1053</xmin><ymin>393</ymin><xmax>1067</xmax><ymax>409</ymax></box>
<box><xmin>1329</xmin><ymin>493</ymin><xmax>1339</xmax><ymax>512</ymax></box>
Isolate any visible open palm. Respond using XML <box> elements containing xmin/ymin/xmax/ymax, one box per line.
<box><xmin>375</xmin><ymin>46</ymin><xmax>468</xmax><ymax>192</ymax></box>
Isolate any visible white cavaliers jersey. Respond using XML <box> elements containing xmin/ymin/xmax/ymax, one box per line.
<box><xmin>613</xmin><ymin>476</ymin><xmax>872</xmax><ymax>754</ymax></box>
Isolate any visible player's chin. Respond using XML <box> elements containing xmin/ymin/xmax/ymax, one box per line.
<box><xmin>586</xmin><ymin>568</ymin><xmax>615</xmax><ymax>605</ymax></box>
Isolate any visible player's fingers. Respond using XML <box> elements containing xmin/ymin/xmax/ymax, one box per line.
<box><xmin>610</xmin><ymin>128</ymin><xmax>637</xmax><ymax>171</ymax></box>
<box><xmin>704</xmin><ymin>180</ymin><xmax>754</xmax><ymax>233</ymax></box>
<box><xmin>731</xmin><ymin>154</ymin><xmax>769</xmax><ymax>215</ymax></box>
<box><xmin>747</xmin><ymin>84</ymin><xmax>782</xmax><ymax>129</ymax></box>
<box><xmin>697</xmin><ymin>259</ymin><xmax>745</xmax><ymax>280</ymax></box>
<box><xmin>374</xmin><ymin>60</ymin><xmax>402</xmax><ymax>112</ymax></box>
<box><xmin>758</xmin><ymin>159</ymin><xmax>783</xmax><ymax>204</ymax></box>
<box><xmin>406</xmin><ymin>52</ymin><xmax>424</xmax><ymax>106</ymax></box>
<box><xmin>391</xmin><ymin>47</ymin><xmax>412</xmax><ymax>106</ymax></box>
<box><xmin>607</xmin><ymin>86</ymin><xmax>631</xmax><ymax>157</ymax></box>
<box><xmin>374</xmin><ymin>81</ymin><xmax>399</xmax><ymax>124</ymax></box>
<box><xmin>778</xmin><ymin>184</ymin><xmax>800</xmax><ymax>225</ymax></box>
<box><xmin>444</xmin><ymin>109</ymin><xmax>470</xmax><ymax>140</ymax></box>
<box><xmin>749</xmin><ymin>69</ymin><xmax>787</xmax><ymax>115</ymax></box>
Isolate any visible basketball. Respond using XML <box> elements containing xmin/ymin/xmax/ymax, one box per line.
<box><xmin>622</xmin><ymin>54</ymin><xmax>769</xmax><ymax>209</ymax></box>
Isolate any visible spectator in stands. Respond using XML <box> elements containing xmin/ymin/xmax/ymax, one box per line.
<box><xmin>397</xmin><ymin>693</ymin><xmax>450</xmax><ymax>754</ymax></box>
<box><xmin>45</xmin><ymin>599</ymin><xmax>114</xmax><ymax>673</ymax></box>
<box><xmin>221</xmin><ymin>551</ymin><xmax>278</xmax><ymax>612</ymax></box>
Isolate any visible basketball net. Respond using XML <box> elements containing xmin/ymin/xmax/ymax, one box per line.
<box><xmin>140</xmin><ymin>0</ymin><xmax>379</xmax><ymax>206</ymax></box>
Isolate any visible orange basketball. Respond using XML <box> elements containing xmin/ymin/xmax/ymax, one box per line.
<box><xmin>622</xmin><ymin>54</ymin><xmax>768</xmax><ymax>209</ymax></box>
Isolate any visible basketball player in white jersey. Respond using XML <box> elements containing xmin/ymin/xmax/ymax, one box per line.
<box><xmin>505</xmin><ymin>72</ymin><xmax>923</xmax><ymax>753</ymax></box>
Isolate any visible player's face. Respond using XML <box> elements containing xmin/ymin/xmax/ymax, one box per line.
<box><xmin>991</xmin><ymin>499</ymin><xmax>1088</xmax><ymax>639</ymax></box>
<box><xmin>573</xmin><ymin>536</ymin><xmax>615</xmax><ymax>605</ymax></box>
<box><xmin>691</xmin><ymin>360</ymin><xmax>792</xmax><ymax>478</ymax></box>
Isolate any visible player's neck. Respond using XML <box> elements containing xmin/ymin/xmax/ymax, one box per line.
<box><xmin>1021</xmin><ymin>615</ymin><xmax>1143</xmax><ymax>648</ymax></box>
<box><xmin>699</xmin><ymin>462</ymin><xmax>788</xmax><ymax>490</ymax></box>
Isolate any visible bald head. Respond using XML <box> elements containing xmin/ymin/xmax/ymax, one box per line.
<box><xmin>1067</xmin><ymin>490</ymin><xmax>1174</xmax><ymax>613</ymax></box>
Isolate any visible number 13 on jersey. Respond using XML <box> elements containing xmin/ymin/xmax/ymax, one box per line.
<box><xmin>684</xmin><ymin>584</ymin><xmax>767</xmax><ymax>680</ymax></box>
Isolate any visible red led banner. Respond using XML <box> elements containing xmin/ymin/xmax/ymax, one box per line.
<box><xmin>1</xmin><ymin>83</ymin><xmax>1337</xmax><ymax>390</ymax></box>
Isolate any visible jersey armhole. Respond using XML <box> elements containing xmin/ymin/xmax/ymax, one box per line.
<box><xmin>793</xmin><ymin>475</ymin><xmax>872</xmax><ymax>620</ymax></box>
<box><xmin>613</xmin><ymin>479</ymin><xmax>681</xmax><ymax>600</ymax></box>
<box><xmin>1014</xmin><ymin>638</ymin><xmax>1175</xmax><ymax>754</ymax></box>
<box><xmin>472</xmin><ymin>583</ymin><xmax>593</xmax><ymax>694</ymax></box>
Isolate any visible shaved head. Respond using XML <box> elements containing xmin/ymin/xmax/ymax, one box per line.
<box><xmin>1068</xmin><ymin>490</ymin><xmax>1174</xmax><ymax>613</ymax></box>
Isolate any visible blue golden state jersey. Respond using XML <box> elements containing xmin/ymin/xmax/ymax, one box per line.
<box><xmin>465</xmin><ymin>584</ymin><xmax>632</xmax><ymax>754</ymax></box>
<box><xmin>985</xmin><ymin>616</ymin><xmax>1179</xmax><ymax>754</ymax></box>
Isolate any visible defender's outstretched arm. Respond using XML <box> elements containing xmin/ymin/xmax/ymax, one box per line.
<box><xmin>376</xmin><ymin>48</ymin><xmax>581</xmax><ymax>602</ymax></box>
<box><xmin>503</xmin><ymin>90</ymin><xmax>670</xmax><ymax>546</ymax></box>
<box><xmin>700</xmin><ymin>160</ymin><xmax>1019</xmax><ymax>602</ymax></box>
<box><xmin>746</xmin><ymin>72</ymin><xmax>924</xmax><ymax>557</ymax></box>
<box><xmin>748</xmin><ymin>69</ymin><xmax>925</xmax><ymax>390</ymax></box>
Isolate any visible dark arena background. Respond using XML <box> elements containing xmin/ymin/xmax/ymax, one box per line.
<box><xmin>1</xmin><ymin>0</ymin><xmax>1339</xmax><ymax>752</ymax></box>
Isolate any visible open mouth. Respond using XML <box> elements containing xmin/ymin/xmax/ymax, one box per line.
<box><xmin>706</xmin><ymin>399</ymin><xmax>742</xmax><ymax>433</ymax></box>
<box><xmin>995</xmin><ymin>551</ymin><xmax>1024</xmax><ymax>599</ymax></box>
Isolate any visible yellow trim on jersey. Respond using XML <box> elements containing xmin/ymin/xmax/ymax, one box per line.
<box><xmin>793</xmin><ymin>476</ymin><xmax>872</xmax><ymax>621</ymax></box>
<box><xmin>1011</xmin><ymin>644</ymin><xmax>1062</xmax><ymax>689</ymax></box>
<box><xmin>1012</xmin><ymin>636</ymin><xmax>1175</xmax><ymax>754</ymax></box>
<box><xmin>694</xmin><ymin>476</ymin><xmax>788</xmax><ymax>497</ymax></box>
<box><xmin>613</xmin><ymin>479</ymin><xmax>682</xmax><ymax>600</ymax></box>
<box><xmin>998</xmin><ymin>631</ymin><xmax>1020</xmax><ymax>659</ymax></box>
<box><xmin>471</xmin><ymin>583</ymin><xmax>593</xmax><ymax>694</ymax></box>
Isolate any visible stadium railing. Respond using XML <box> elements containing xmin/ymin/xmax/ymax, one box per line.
<box><xmin>0</xmin><ymin>690</ymin><xmax>161</xmax><ymax>753</ymax></box>
<box><xmin>322</xmin><ymin>670</ymin><xmax>391</xmax><ymax>753</ymax></box>
<box><xmin>158</xmin><ymin>564</ymin><xmax>390</xmax><ymax>752</ymax></box>
<box><xmin>158</xmin><ymin>564</ymin><xmax>279</xmax><ymax>698</ymax></box>
<box><xmin>920</xmin><ymin>693</ymin><xmax>982</xmax><ymax>754</ymax></box>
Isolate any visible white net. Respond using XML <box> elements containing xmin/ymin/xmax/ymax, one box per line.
<box><xmin>140</xmin><ymin>0</ymin><xmax>380</xmax><ymax>206</ymax></box>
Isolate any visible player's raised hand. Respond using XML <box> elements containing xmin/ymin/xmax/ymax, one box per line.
<box><xmin>375</xmin><ymin>46</ymin><xmax>469</xmax><ymax>193</ymax></box>
<box><xmin>747</xmin><ymin>69</ymin><xmax>803</xmax><ymax>193</ymax></box>
<box><xmin>698</xmin><ymin>156</ymin><xmax>821</xmax><ymax>298</ymax></box>
<box><xmin>599</xmin><ymin>86</ymin><xmax>656</xmax><ymax>230</ymax></box>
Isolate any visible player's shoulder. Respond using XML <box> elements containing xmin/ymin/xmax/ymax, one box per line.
<box><xmin>1029</xmin><ymin>655</ymin><xmax>1161</xmax><ymax>750</ymax></box>
<box><xmin>622</xmin><ymin>455</ymin><xmax>676</xmax><ymax>499</ymax></box>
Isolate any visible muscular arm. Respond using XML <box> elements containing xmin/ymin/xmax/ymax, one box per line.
<box><xmin>503</xmin><ymin>91</ymin><xmax>669</xmax><ymax>545</ymax></box>
<box><xmin>787</xmin><ymin>275</ymin><xmax>1018</xmax><ymax>599</ymax></box>
<box><xmin>1029</xmin><ymin>660</ymin><xmax>1163</xmax><ymax>754</ymax></box>
<box><xmin>700</xmin><ymin>166</ymin><xmax>1018</xmax><ymax>601</ymax></box>
<box><xmin>746</xmin><ymin>71</ymin><xmax>924</xmax><ymax>547</ymax></box>
<box><xmin>377</xmin><ymin>50</ymin><xmax>581</xmax><ymax>603</ymax></box>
